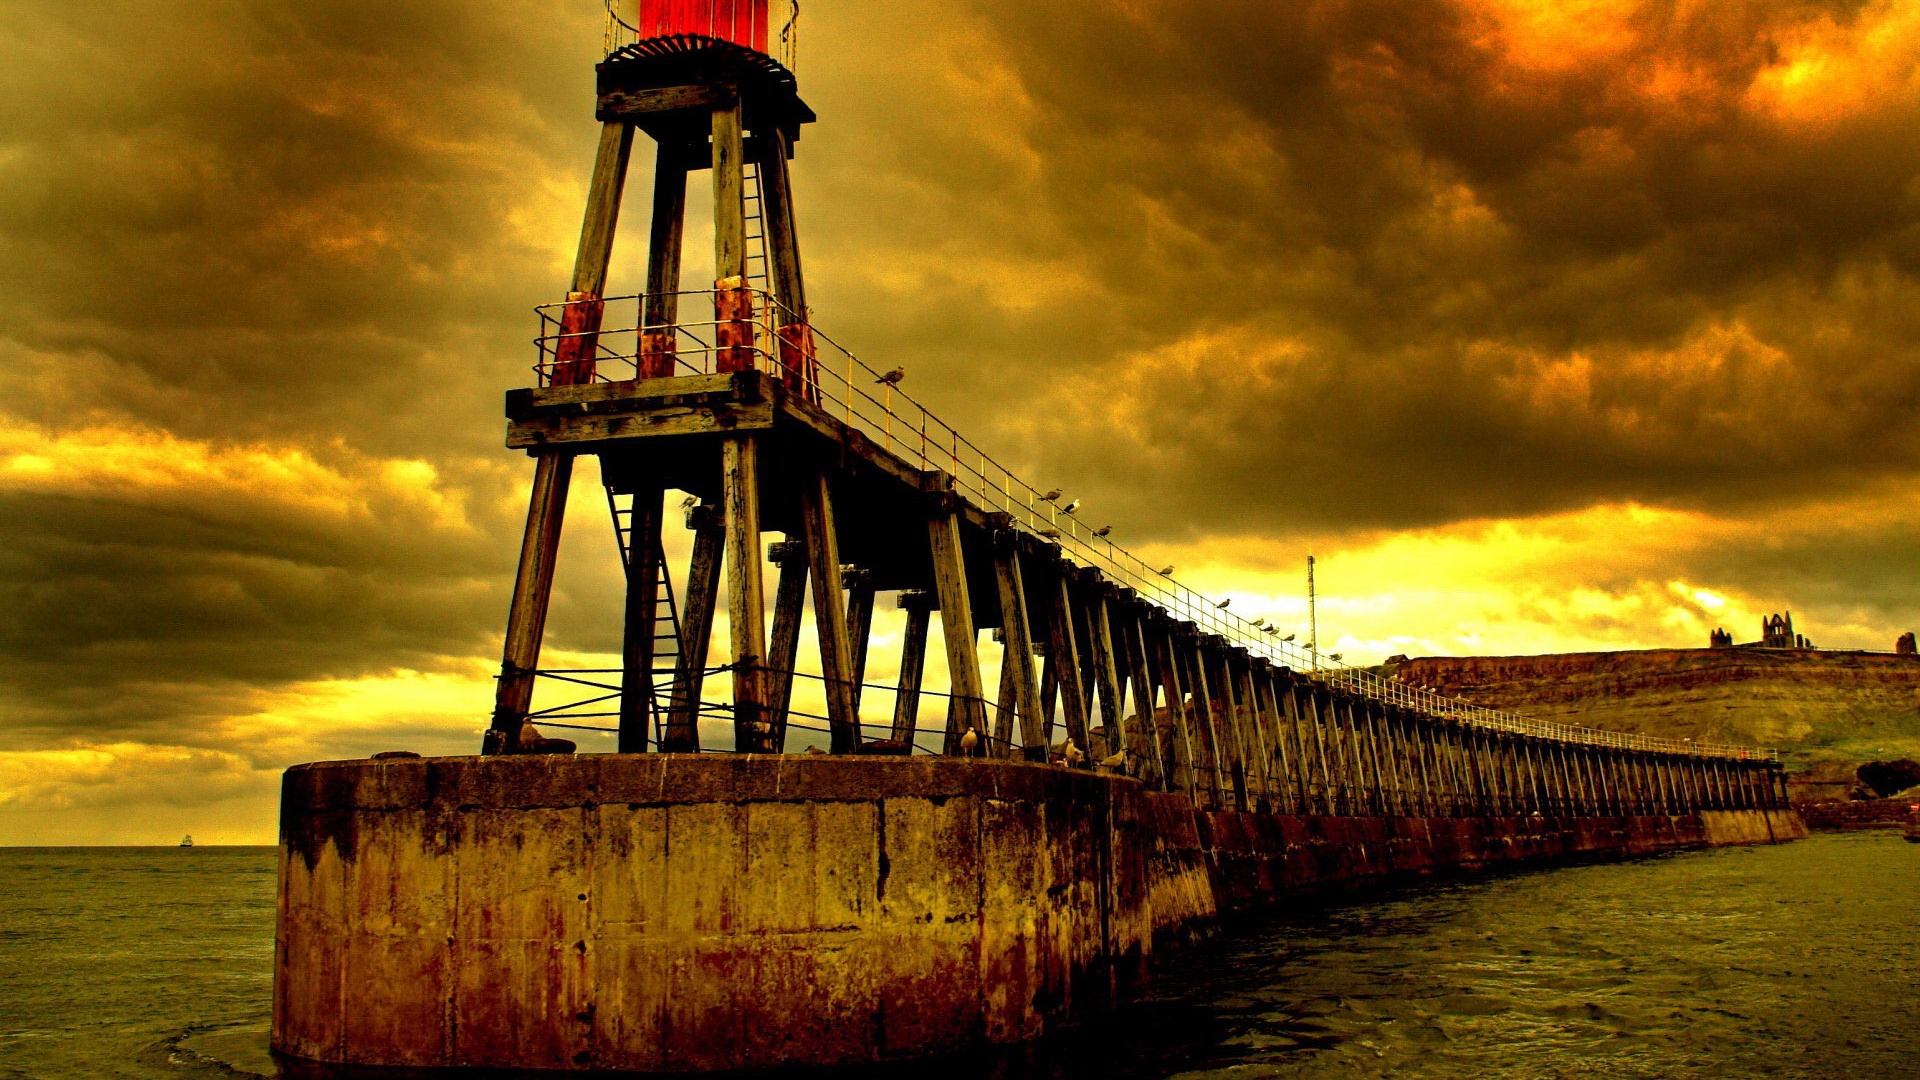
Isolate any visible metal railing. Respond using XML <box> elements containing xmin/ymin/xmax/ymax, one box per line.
<box><xmin>602</xmin><ymin>1</ymin><xmax>801</xmax><ymax>70</ymax></box>
<box><xmin>531</xmin><ymin>289</ymin><xmax>1779</xmax><ymax>763</ymax></box>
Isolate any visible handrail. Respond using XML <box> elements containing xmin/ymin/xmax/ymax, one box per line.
<box><xmin>531</xmin><ymin>290</ymin><xmax>1779</xmax><ymax>763</ymax></box>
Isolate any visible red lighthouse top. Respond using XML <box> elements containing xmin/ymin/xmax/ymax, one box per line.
<box><xmin>638</xmin><ymin>0</ymin><xmax>770</xmax><ymax>54</ymax></box>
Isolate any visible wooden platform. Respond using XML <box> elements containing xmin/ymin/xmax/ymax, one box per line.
<box><xmin>508</xmin><ymin>369</ymin><xmax>1016</xmax><ymax>619</ymax></box>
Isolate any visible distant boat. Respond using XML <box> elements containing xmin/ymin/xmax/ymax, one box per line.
<box><xmin>179</xmin><ymin>835</ymin><xmax>194</xmax><ymax>848</ymax></box>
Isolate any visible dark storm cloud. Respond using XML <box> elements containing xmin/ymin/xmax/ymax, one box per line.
<box><xmin>0</xmin><ymin>0</ymin><xmax>599</xmax><ymax>452</ymax></box>
<box><xmin>0</xmin><ymin>0</ymin><xmax>614</xmax><ymax>750</ymax></box>
<box><xmin>824</xmin><ymin>0</ymin><xmax>1920</xmax><ymax>535</ymax></box>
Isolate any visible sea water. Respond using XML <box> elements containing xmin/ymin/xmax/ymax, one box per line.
<box><xmin>0</xmin><ymin>832</ymin><xmax>1914</xmax><ymax>1079</ymax></box>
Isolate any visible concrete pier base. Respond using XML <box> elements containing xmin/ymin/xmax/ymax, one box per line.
<box><xmin>273</xmin><ymin>755</ymin><xmax>1805</xmax><ymax>1073</ymax></box>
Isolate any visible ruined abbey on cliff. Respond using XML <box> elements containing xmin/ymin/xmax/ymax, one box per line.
<box><xmin>1709</xmin><ymin>612</ymin><xmax>1812</xmax><ymax>650</ymax></box>
<box><xmin>1708</xmin><ymin>613</ymin><xmax>1919</xmax><ymax>655</ymax></box>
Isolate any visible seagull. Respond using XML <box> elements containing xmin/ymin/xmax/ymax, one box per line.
<box><xmin>1094</xmin><ymin>525</ymin><xmax>1112</xmax><ymax>537</ymax></box>
<box><xmin>1061</xmin><ymin>499</ymin><xmax>1081</xmax><ymax>515</ymax></box>
<box><xmin>960</xmin><ymin>727</ymin><xmax>979</xmax><ymax>755</ymax></box>
<box><xmin>1328</xmin><ymin>652</ymin><xmax>1343</xmax><ymax>662</ymax></box>
<box><xmin>1062</xmin><ymin>739</ymin><xmax>1085</xmax><ymax>766</ymax></box>
<box><xmin>874</xmin><ymin>366</ymin><xmax>905</xmax><ymax>385</ymax></box>
<box><xmin>1040</xmin><ymin>489</ymin><xmax>1063</xmax><ymax>502</ymax></box>
<box><xmin>803</xmin><ymin>744</ymin><xmax>825</xmax><ymax>754</ymax></box>
<box><xmin>680</xmin><ymin>494</ymin><xmax>698</xmax><ymax>510</ymax></box>
<box><xmin>1097</xmin><ymin>749</ymin><xmax>1128</xmax><ymax>770</ymax></box>
<box><xmin>1215</xmin><ymin>598</ymin><xmax>1232</xmax><ymax>609</ymax></box>
<box><xmin>1157</xmin><ymin>565</ymin><xmax>1175</xmax><ymax>576</ymax></box>
<box><xmin>1281</xmin><ymin>633</ymin><xmax>1296</xmax><ymax>642</ymax></box>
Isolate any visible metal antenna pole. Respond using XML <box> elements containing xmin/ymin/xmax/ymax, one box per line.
<box><xmin>1307</xmin><ymin>553</ymin><xmax>1318</xmax><ymax>672</ymax></box>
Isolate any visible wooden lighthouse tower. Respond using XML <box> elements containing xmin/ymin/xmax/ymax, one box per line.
<box><xmin>484</xmin><ymin>1</ymin><xmax>992</xmax><ymax>758</ymax></box>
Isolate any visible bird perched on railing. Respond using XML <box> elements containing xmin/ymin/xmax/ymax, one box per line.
<box><xmin>1062</xmin><ymin>739</ymin><xmax>1085</xmax><ymax>766</ymax></box>
<box><xmin>1094</xmin><ymin>525</ymin><xmax>1112</xmax><ymax>537</ymax></box>
<box><xmin>874</xmin><ymin>366</ymin><xmax>904</xmax><ymax>385</ymax></box>
<box><xmin>1061</xmin><ymin>499</ymin><xmax>1081</xmax><ymax>514</ymax></box>
<box><xmin>1216</xmin><ymin>598</ymin><xmax>1232</xmax><ymax>609</ymax></box>
<box><xmin>960</xmin><ymin>727</ymin><xmax>979</xmax><ymax>756</ymax></box>
<box><xmin>1040</xmin><ymin>489</ymin><xmax>1062</xmax><ymax>502</ymax></box>
<box><xmin>1097</xmin><ymin>749</ymin><xmax>1127</xmax><ymax>772</ymax></box>
<box><xmin>1282</xmin><ymin>633</ymin><xmax>1296</xmax><ymax>642</ymax></box>
<box><xmin>1157</xmin><ymin>565</ymin><xmax>1175</xmax><ymax>575</ymax></box>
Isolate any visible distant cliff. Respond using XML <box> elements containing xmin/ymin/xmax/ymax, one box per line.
<box><xmin>1385</xmin><ymin>649</ymin><xmax>1920</xmax><ymax>790</ymax></box>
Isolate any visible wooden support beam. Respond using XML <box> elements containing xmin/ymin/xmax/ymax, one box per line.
<box><xmin>1150</xmin><ymin>624</ymin><xmax>1197</xmax><ymax>801</ymax></box>
<box><xmin>663</xmin><ymin>504</ymin><xmax>725</xmax><ymax>752</ymax></box>
<box><xmin>993</xmin><ymin>643</ymin><xmax>1019</xmax><ymax>756</ymax></box>
<box><xmin>1180</xmin><ymin>634</ymin><xmax>1228</xmax><ymax>809</ymax></box>
<box><xmin>757</xmin><ymin>126</ymin><xmax>817</xmax><ymax>397</ymax></box>
<box><xmin>712</xmin><ymin>101</ymin><xmax>746</xmax><ymax>283</ymax></box>
<box><xmin>1271</xmin><ymin>675</ymin><xmax>1311</xmax><ymax>813</ymax></box>
<box><xmin>892</xmin><ymin>591</ymin><xmax>933</xmax><ymax>745</ymax></box>
<box><xmin>1328</xmin><ymin>694</ymin><xmax>1362</xmax><ymax>815</ymax></box>
<box><xmin>763</xmin><ymin>539</ymin><xmax>808</xmax><ymax>752</ymax></box>
<box><xmin>1041</xmin><ymin>560</ymin><xmax>1092</xmax><ymax>758</ymax></box>
<box><xmin>486</xmin><ymin>121</ymin><xmax>635</xmax><ymax>753</ymax></box>
<box><xmin>799</xmin><ymin>470</ymin><xmax>861</xmax><ymax>752</ymax></box>
<box><xmin>723</xmin><ymin>437</ymin><xmax>768</xmax><ymax>751</ymax></box>
<box><xmin>575</xmin><ymin>120</ymin><xmax>636</xmax><ymax>296</ymax></box>
<box><xmin>1226</xmin><ymin>652</ymin><xmax>1269</xmax><ymax>809</ymax></box>
<box><xmin>991</xmin><ymin>531</ymin><xmax>1048</xmax><ymax>761</ymax></box>
<box><xmin>923</xmin><ymin>485</ymin><xmax>986</xmax><ymax>754</ymax></box>
<box><xmin>760</xmin><ymin>126</ymin><xmax>808</xmax><ymax>312</ymax></box>
<box><xmin>1038</xmin><ymin>651</ymin><xmax>1059</xmax><ymax>741</ymax></box>
<box><xmin>1281</xmin><ymin>679</ymin><xmax>1322</xmax><ymax>813</ymax></box>
<box><xmin>617</xmin><ymin>481</ymin><xmax>665</xmax><ymax>753</ymax></box>
<box><xmin>598</xmin><ymin>83</ymin><xmax>738</xmax><ymax>120</ymax></box>
<box><xmin>843</xmin><ymin>567</ymin><xmax>876</xmax><ymax>711</ymax></box>
<box><xmin>487</xmin><ymin>455</ymin><xmax>576</xmax><ymax>752</ymax></box>
<box><xmin>639</xmin><ymin>140</ymin><xmax>690</xmax><ymax>378</ymax></box>
<box><xmin>1349</xmin><ymin>699</ymin><xmax>1384</xmax><ymax>817</ymax></box>
<box><xmin>1118</xmin><ymin>605</ymin><xmax>1168</xmax><ymax>788</ymax></box>
<box><xmin>1086</xmin><ymin>585</ymin><xmax>1128</xmax><ymax>767</ymax></box>
<box><xmin>1202</xmin><ymin>644</ymin><xmax>1248</xmax><ymax>810</ymax></box>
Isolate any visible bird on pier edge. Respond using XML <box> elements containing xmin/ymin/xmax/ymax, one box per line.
<box><xmin>874</xmin><ymin>366</ymin><xmax>904</xmax><ymax>385</ymax></box>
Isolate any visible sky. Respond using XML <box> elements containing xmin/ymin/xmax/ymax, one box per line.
<box><xmin>3</xmin><ymin>0</ymin><xmax>1919</xmax><ymax>842</ymax></box>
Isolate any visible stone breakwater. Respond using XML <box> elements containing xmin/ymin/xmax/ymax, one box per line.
<box><xmin>273</xmin><ymin>755</ymin><xmax>1806</xmax><ymax>1074</ymax></box>
<box><xmin>1797</xmin><ymin>797</ymin><xmax>1918</xmax><ymax>830</ymax></box>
